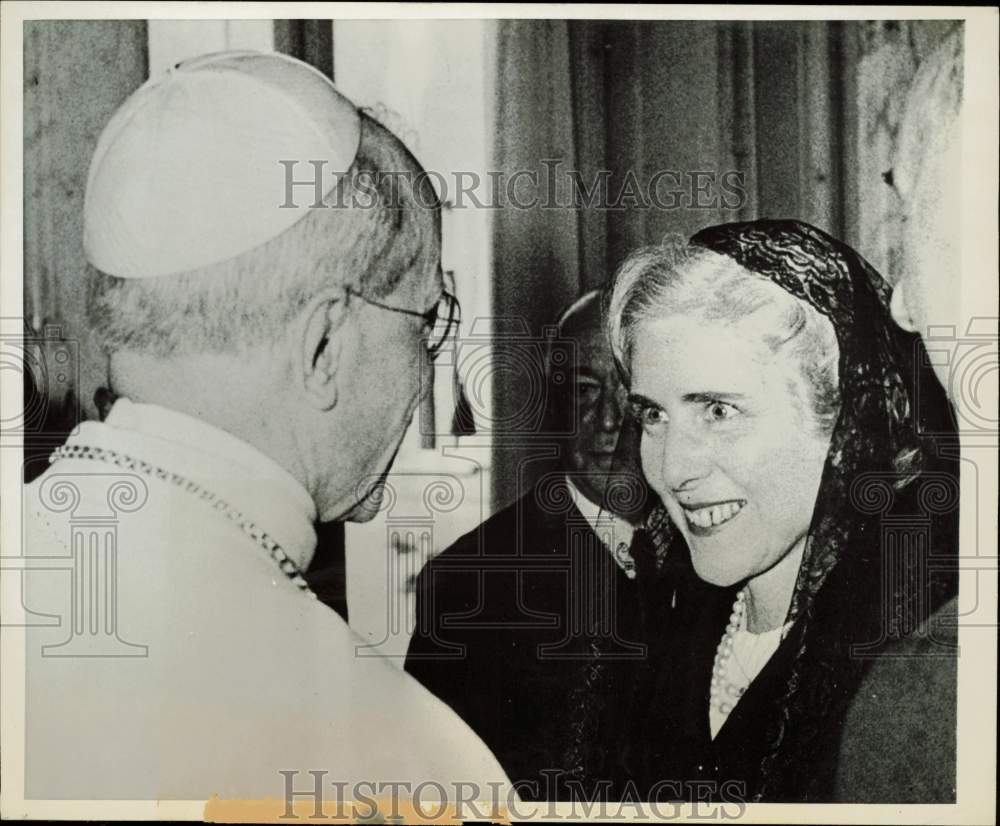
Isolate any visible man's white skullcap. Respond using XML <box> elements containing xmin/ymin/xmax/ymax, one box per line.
<box><xmin>84</xmin><ymin>50</ymin><xmax>361</xmax><ymax>279</ymax></box>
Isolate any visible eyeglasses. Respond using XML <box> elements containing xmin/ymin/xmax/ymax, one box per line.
<box><xmin>346</xmin><ymin>279</ymin><xmax>461</xmax><ymax>360</ymax></box>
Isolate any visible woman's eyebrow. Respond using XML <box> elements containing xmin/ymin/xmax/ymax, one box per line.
<box><xmin>682</xmin><ymin>392</ymin><xmax>748</xmax><ymax>403</ymax></box>
<box><xmin>627</xmin><ymin>391</ymin><xmax>661</xmax><ymax>408</ymax></box>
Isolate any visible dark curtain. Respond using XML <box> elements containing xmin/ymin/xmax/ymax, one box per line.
<box><xmin>489</xmin><ymin>20</ymin><xmax>584</xmax><ymax>513</ymax></box>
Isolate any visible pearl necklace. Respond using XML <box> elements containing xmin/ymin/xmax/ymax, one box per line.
<box><xmin>709</xmin><ymin>589</ymin><xmax>788</xmax><ymax>737</ymax></box>
<box><xmin>710</xmin><ymin>589</ymin><xmax>749</xmax><ymax>718</ymax></box>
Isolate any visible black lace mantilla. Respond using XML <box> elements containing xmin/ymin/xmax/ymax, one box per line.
<box><xmin>689</xmin><ymin>219</ymin><xmax>921</xmax><ymax>627</ymax></box>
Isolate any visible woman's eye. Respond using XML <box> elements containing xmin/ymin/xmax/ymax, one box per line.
<box><xmin>705</xmin><ymin>401</ymin><xmax>738</xmax><ymax>422</ymax></box>
<box><xmin>629</xmin><ymin>401</ymin><xmax>668</xmax><ymax>428</ymax></box>
<box><xmin>575</xmin><ymin>382</ymin><xmax>601</xmax><ymax>403</ymax></box>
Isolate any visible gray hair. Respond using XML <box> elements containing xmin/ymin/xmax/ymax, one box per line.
<box><xmin>607</xmin><ymin>243</ymin><xmax>841</xmax><ymax>435</ymax></box>
<box><xmin>88</xmin><ymin>111</ymin><xmax>438</xmax><ymax>357</ymax></box>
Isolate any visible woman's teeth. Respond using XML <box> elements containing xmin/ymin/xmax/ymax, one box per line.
<box><xmin>683</xmin><ymin>500</ymin><xmax>744</xmax><ymax>529</ymax></box>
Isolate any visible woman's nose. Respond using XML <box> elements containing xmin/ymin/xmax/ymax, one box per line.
<box><xmin>649</xmin><ymin>421</ymin><xmax>712</xmax><ymax>492</ymax></box>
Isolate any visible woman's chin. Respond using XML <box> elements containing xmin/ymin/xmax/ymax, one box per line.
<box><xmin>689</xmin><ymin>548</ymin><xmax>745</xmax><ymax>588</ymax></box>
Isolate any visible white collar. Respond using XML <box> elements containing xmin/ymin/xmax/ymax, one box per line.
<box><xmin>68</xmin><ymin>398</ymin><xmax>318</xmax><ymax>570</ymax></box>
<box><xmin>565</xmin><ymin>476</ymin><xmax>636</xmax><ymax>576</ymax></box>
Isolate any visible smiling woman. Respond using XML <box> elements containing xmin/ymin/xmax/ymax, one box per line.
<box><xmin>630</xmin><ymin>309</ymin><xmax>832</xmax><ymax>618</ymax></box>
<box><xmin>619</xmin><ymin>251</ymin><xmax>841</xmax><ymax>612</ymax></box>
<box><xmin>606</xmin><ymin>219</ymin><xmax>959</xmax><ymax>802</ymax></box>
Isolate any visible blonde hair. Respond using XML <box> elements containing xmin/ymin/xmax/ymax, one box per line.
<box><xmin>608</xmin><ymin>243</ymin><xmax>841</xmax><ymax>435</ymax></box>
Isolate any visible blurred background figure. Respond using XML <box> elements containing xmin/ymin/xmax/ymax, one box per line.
<box><xmin>888</xmin><ymin>24</ymin><xmax>963</xmax><ymax>386</ymax></box>
<box><xmin>406</xmin><ymin>290</ymin><xmax>657</xmax><ymax>799</ymax></box>
<box><xmin>836</xmin><ymin>24</ymin><xmax>996</xmax><ymax>803</ymax></box>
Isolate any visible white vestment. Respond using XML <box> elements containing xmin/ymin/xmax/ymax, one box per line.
<box><xmin>23</xmin><ymin>399</ymin><xmax>512</xmax><ymax>804</ymax></box>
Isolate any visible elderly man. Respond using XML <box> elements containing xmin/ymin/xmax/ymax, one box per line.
<box><xmin>23</xmin><ymin>52</ymin><xmax>510</xmax><ymax>806</ymax></box>
<box><xmin>406</xmin><ymin>291</ymin><xmax>663</xmax><ymax>799</ymax></box>
<box><xmin>835</xmin><ymin>25</ymin><xmax>983</xmax><ymax>803</ymax></box>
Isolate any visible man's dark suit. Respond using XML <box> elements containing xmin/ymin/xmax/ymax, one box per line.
<box><xmin>406</xmin><ymin>478</ymin><xmax>655</xmax><ymax>800</ymax></box>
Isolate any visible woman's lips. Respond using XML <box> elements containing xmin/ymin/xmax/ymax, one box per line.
<box><xmin>678</xmin><ymin>499</ymin><xmax>747</xmax><ymax>536</ymax></box>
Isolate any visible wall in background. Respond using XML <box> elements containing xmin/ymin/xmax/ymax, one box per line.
<box><xmin>147</xmin><ymin>19</ymin><xmax>274</xmax><ymax>73</ymax></box>
<box><xmin>24</xmin><ymin>20</ymin><xmax>147</xmax><ymax>427</ymax></box>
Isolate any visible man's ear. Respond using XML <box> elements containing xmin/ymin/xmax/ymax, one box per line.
<box><xmin>298</xmin><ymin>290</ymin><xmax>349</xmax><ymax>410</ymax></box>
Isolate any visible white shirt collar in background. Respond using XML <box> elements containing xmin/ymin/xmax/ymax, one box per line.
<box><xmin>565</xmin><ymin>476</ymin><xmax>637</xmax><ymax>578</ymax></box>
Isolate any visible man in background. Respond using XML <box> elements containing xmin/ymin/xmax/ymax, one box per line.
<box><xmin>406</xmin><ymin>291</ymin><xmax>658</xmax><ymax>799</ymax></box>
<box><xmin>23</xmin><ymin>51</ymin><xmax>510</xmax><ymax>806</ymax></box>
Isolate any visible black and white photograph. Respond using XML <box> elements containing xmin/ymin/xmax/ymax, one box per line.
<box><xmin>1</xmin><ymin>4</ymin><xmax>997</xmax><ymax>823</ymax></box>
